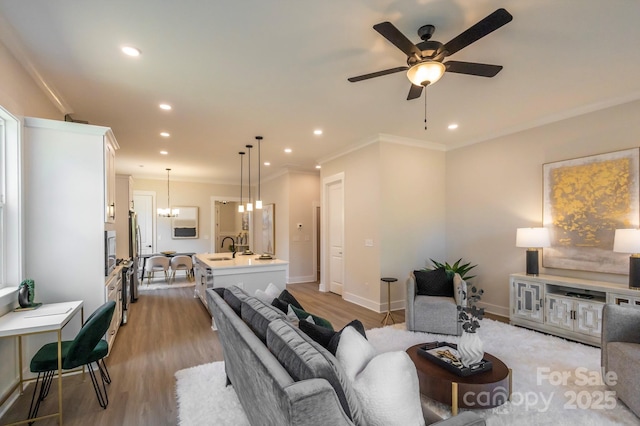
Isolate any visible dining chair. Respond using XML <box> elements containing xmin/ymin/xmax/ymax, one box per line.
<box><xmin>145</xmin><ymin>255</ymin><xmax>170</xmax><ymax>284</ymax></box>
<box><xmin>170</xmin><ymin>255</ymin><xmax>193</xmax><ymax>283</ymax></box>
<box><xmin>27</xmin><ymin>301</ymin><xmax>116</xmax><ymax>421</ymax></box>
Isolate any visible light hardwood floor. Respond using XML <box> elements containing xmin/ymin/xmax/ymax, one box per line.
<box><xmin>0</xmin><ymin>282</ymin><xmax>405</xmax><ymax>425</ymax></box>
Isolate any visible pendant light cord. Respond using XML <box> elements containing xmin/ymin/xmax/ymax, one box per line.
<box><xmin>257</xmin><ymin>137</ymin><xmax>261</xmax><ymax>201</ymax></box>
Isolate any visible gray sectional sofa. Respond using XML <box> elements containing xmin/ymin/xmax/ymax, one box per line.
<box><xmin>206</xmin><ymin>285</ymin><xmax>486</xmax><ymax>426</ymax></box>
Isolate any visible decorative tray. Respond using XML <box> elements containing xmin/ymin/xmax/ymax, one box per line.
<box><xmin>417</xmin><ymin>341</ymin><xmax>492</xmax><ymax>377</ymax></box>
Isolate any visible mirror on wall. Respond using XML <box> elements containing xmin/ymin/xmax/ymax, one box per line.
<box><xmin>214</xmin><ymin>201</ymin><xmax>251</xmax><ymax>253</ymax></box>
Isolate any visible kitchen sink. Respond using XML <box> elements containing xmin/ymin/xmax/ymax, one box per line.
<box><xmin>208</xmin><ymin>257</ymin><xmax>232</xmax><ymax>261</ymax></box>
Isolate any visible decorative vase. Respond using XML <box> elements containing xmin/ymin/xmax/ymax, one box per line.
<box><xmin>458</xmin><ymin>331</ymin><xmax>484</xmax><ymax>367</ymax></box>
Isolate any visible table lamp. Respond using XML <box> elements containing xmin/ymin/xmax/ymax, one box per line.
<box><xmin>516</xmin><ymin>227</ymin><xmax>551</xmax><ymax>276</ymax></box>
<box><xmin>613</xmin><ymin>229</ymin><xmax>640</xmax><ymax>289</ymax></box>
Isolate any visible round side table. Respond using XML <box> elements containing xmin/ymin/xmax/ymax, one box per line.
<box><xmin>381</xmin><ymin>277</ymin><xmax>398</xmax><ymax>326</ymax></box>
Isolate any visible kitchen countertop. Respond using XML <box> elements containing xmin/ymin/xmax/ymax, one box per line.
<box><xmin>195</xmin><ymin>252</ymin><xmax>288</xmax><ymax>270</ymax></box>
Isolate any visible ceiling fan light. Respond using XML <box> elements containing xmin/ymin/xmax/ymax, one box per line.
<box><xmin>406</xmin><ymin>61</ymin><xmax>446</xmax><ymax>86</ymax></box>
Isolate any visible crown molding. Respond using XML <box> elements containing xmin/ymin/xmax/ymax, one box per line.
<box><xmin>0</xmin><ymin>14</ymin><xmax>72</xmax><ymax>114</ymax></box>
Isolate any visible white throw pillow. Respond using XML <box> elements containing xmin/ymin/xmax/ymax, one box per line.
<box><xmin>336</xmin><ymin>327</ymin><xmax>425</xmax><ymax>426</ymax></box>
<box><xmin>254</xmin><ymin>283</ymin><xmax>281</xmax><ymax>303</ymax></box>
<box><xmin>265</xmin><ymin>282</ymin><xmax>281</xmax><ymax>298</ymax></box>
<box><xmin>352</xmin><ymin>351</ymin><xmax>425</xmax><ymax>426</ymax></box>
<box><xmin>335</xmin><ymin>326</ymin><xmax>377</xmax><ymax>380</ymax></box>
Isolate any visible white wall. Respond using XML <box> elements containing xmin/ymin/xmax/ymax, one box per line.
<box><xmin>321</xmin><ymin>138</ymin><xmax>447</xmax><ymax>311</ymax></box>
<box><xmin>132</xmin><ymin>178</ymin><xmax>239</xmax><ymax>254</ymax></box>
<box><xmin>0</xmin><ymin>40</ymin><xmax>62</xmax><ymax>417</ymax></box>
<box><xmin>446</xmin><ymin>100</ymin><xmax>640</xmax><ymax>316</ymax></box>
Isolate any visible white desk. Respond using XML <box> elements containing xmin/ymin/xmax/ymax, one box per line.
<box><xmin>0</xmin><ymin>300</ymin><xmax>83</xmax><ymax>425</ymax></box>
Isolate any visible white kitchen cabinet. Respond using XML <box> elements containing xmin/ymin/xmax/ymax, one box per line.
<box><xmin>510</xmin><ymin>273</ymin><xmax>628</xmax><ymax>346</ymax></box>
<box><xmin>105</xmin><ymin>267</ymin><xmax>123</xmax><ymax>354</ymax></box>
<box><xmin>105</xmin><ymin>141</ymin><xmax>117</xmax><ymax>223</ymax></box>
<box><xmin>115</xmin><ymin>174</ymin><xmax>134</xmax><ymax>259</ymax></box>
<box><xmin>23</xmin><ymin>117</ymin><xmax>121</xmax><ymax>351</ymax></box>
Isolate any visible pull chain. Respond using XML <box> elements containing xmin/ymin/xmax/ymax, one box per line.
<box><xmin>424</xmin><ymin>87</ymin><xmax>428</xmax><ymax>130</ymax></box>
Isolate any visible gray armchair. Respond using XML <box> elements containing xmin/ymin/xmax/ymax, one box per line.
<box><xmin>601</xmin><ymin>303</ymin><xmax>640</xmax><ymax>417</ymax></box>
<box><xmin>406</xmin><ymin>272</ymin><xmax>466</xmax><ymax>335</ymax></box>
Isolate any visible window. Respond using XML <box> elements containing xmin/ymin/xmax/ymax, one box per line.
<box><xmin>0</xmin><ymin>105</ymin><xmax>22</xmax><ymax>295</ymax></box>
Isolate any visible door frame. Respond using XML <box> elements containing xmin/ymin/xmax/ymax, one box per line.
<box><xmin>320</xmin><ymin>172</ymin><xmax>344</xmax><ymax>293</ymax></box>
<box><xmin>133</xmin><ymin>190</ymin><xmax>156</xmax><ymax>254</ymax></box>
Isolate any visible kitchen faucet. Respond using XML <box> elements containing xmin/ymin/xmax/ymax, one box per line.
<box><xmin>221</xmin><ymin>236</ymin><xmax>237</xmax><ymax>258</ymax></box>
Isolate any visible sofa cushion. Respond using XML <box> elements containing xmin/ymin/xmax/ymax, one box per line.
<box><xmin>241</xmin><ymin>297</ymin><xmax>286</xmax><ymax>343</ymax></box>
<box><xmin>414</xmin><ymin>268</ymin><xmax>453</xmax><ymax>297</ymax></box>
<box><xmin>224</xmin><ymin>286</ymin><xmax>251</xmax><ymax>316</ymax></box>
<box><xmin>299</xmin><ymin>319</ymin><xmax>367</xmax><ymax>355</ymax></box>
<box><xmin>336</xmin><ymin>327</ymin><xmax>425</xmax><ymax>426</ymax></box>
<box><xmin>267</xmin><ymin>319</ymin><xmax>366</xmax><ymax>426</ymax></box>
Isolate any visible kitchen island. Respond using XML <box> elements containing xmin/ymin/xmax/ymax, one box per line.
<box><xmin>193</xmin><ymin>252</ymin><xmax>288</xmax><ymax>309</ymax></box>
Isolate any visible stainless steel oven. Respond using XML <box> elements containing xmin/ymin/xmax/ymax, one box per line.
<box><xmin>104</xmin><ymin>230</ymin><xmax>116</xmax><ymax>276</ymax></box>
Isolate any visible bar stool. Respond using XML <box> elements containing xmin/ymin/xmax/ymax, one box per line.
<box><xmin>381</xmin><ymin>277</ymin><xmax>398</xmax><ymax>326</ymax></box>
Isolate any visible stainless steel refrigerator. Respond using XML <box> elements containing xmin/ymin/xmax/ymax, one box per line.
<box><xmin>129</xmin><ymin>210</ymin><xmax>141</xmax><ymax>302</ymax></box>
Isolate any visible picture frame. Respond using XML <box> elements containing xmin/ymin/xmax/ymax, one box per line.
<box><xmin>542</xmin><ymin>148</ymin><xmax>640</xmax><ymax>274</ymax></box>
<box><xmin>172</xmin><ymin>206</ymin><xmax>198</xmax><ymax>239</ymax></box>
<box><xmin>262</xmin><ymin>204</ymin><xmax>275</xmax><ymax>255</ymax></box>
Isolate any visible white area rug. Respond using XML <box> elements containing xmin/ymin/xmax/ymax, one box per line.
<box><xmin>175</xmin><ymin>320</ymin><xmax>640</xmax><ymax>425</ymax></box>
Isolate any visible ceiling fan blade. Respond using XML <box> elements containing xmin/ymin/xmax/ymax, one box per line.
<box><xmin>347</xmin><ymin>66</ymin><xmax>408</xmax><ymax>82</ymax></box>
<box><xmin>443</xmin><ymin>8</ymin><xmax>513</xmax><ymax>56</ymax></box>
<box><xmin>373</xmin><ymin>21</ymin><xmax>422</xmax><ymax>58</ymax></box>
<box><xmin>407</xmin><ymin>84</ymin><xmax>423</xmax><ymax>100</ymax></box>
<box><xmin>444</xmin><ymin>61</ymin><xmax>503</xmax><ymax>77</ymax></box>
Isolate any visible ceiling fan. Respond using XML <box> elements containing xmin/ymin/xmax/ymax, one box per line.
<box><xmin>348</xmin><ymin>8</ymin><xmax>513</xmax><ymax>100</ymax></box>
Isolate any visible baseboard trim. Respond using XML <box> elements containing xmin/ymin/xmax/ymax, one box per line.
<box><xmin>342</xmin><ymin>292</ymin><xmax>406</xmax><ymax>313</ymax></box>
<box><xmin>287</xmin><ymin>275</ymin><xmax>316</xmax><ymax>284</ymax></box>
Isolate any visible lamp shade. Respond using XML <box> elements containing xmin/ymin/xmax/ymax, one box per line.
<box><xmin>516</xmin><ymin>228</ymin><xmax>550</xmax><ymax>248</ymax></box>
<box><xmin>613</xmin><ymin>229</ymin><xmax>640</xmax><ymax>254</ymax></box>
<box><xmin>406</xmin><ymin>60</ymin><xmax>446</xmax><ymax>86</ymax></box>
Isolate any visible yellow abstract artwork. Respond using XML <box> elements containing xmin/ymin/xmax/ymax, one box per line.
<box><xmin>543</xmin><ymin>148</ymin><xmax>639</xmax><ymax>274</ymax></box>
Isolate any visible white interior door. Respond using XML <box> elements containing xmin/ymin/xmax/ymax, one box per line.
<box><xmin>133</xmin><ymin>191</ymin><xmax>155</xmax><ymax>255</ymax></box>
<box><xmin>328</xmin><ymin>180</ymin><xmax>344</xmax><ymax>295</ymax></box>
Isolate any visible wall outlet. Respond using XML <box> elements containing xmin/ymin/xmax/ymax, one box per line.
<box><xmin>364</xmin><ymin>239</ymin><xmax>373</xmax><ymax>247</ymax></box>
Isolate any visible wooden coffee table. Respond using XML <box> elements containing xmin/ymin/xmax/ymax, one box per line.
<box><xmin>407</xmin><ymin>343</ymin><xmax>512</xmax><ymax>415</ymax></box>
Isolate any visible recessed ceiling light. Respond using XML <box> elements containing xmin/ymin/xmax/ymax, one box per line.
<box><xmin>284</xmin><ymin>148</ymin><xmax>292</xmax><ymax>153</ymax></box>
<box><xmin>121</xmin><ymin>46</ymin><xmax>141</xmax><ymax>57</ymax></box>
<box><xmin>160</xmin><ymin>151</ymin><xmax>168</xmax><ymax>155</ymax></box>
<box><xmin>159</xmin><ymin>103</ymin><xmax>172</xmax><ymax>111</ymax></box>
<box><xmin>313</xmin><ymin>129</ymin><xmax>323</xmax><ymax>136</ymax></box>
<box><xmin>264</xmin><ymin>162</ymin><xmax>271</xmax><ymax>166</ymax></box>
<box><xmin>448</xmin><ymin>123</ymin><xmax>459</xmax><ymax>130</ymax></box>
<box><xmin>315</xmin><ymin>165</ymin><xmax>321</xmax><ymax>169</ymax></box>
<box><xmin>160</xmin><ymin>132</ymin><xmax>170</xmax><ymax>137</ymax></box>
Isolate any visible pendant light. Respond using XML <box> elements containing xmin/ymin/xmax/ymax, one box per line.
<box><xmin>238</xmin><ymin>152</ymin><xmax>245</xmax><ymax>213</ymax></box>
<box><xmin>255</xmin><ymin>136</ymin><xmax>263</xmax><ymax>209</ymax></box>
<box><xmin>246</xmin><ymin>144</ymin><xmax>253</xmax><ymax>212</ymax></box>
<box><xmin>157</xmin><ymin>168</ymin><xmax>179</xmax><ymax>217</ymax></box>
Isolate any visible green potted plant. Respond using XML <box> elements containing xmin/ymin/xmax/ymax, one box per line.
<box><xmin>426</xmin><ymin>258</ymin><xmax>477</xmax><ymax>281</ymax></box>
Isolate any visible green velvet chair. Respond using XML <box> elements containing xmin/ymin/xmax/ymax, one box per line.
<box><xmin>27</xmin><ymin>301</ymin><xmax>116</xmax><ymax>421</ymax></box>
